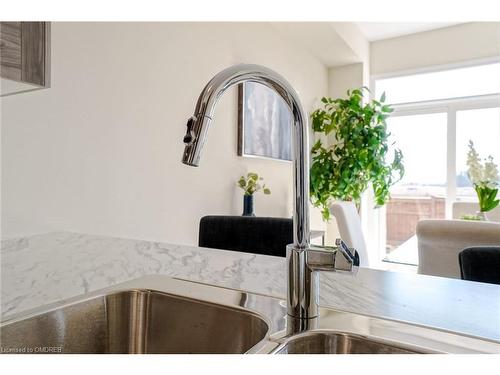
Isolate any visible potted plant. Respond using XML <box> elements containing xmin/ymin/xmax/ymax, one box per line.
<box><xmin>237</xmin><ymin>172</ymin><xmax>271</xmax><ymax>216</ymax></box>
<box><xmin>466</xmin><ymin>140</ymin><xmax>499</xmax><ymax>220</ymax></box>
<box><xmin>310</xmin><ymin>88</ymin><xmax>404</xmax><ymax>221</ymax></box>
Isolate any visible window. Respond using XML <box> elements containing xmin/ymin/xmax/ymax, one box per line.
<box><xmin>371</xmin><ymin>61</ymin><xmax>500</xmax><ymax>266</ymax></box>
<box><xmin>376</xmin><ymin>62</ymin><xmax>500</xmax><ymax>104</ymax></box>
<box><xmin>384</xmin><ymin>114</ymin><xmax>447</xmax><ymax>264</ymax></box>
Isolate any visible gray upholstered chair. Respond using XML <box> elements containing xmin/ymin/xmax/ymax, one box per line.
<box><xmin>416</xmin><ymin>219</ymin><xmax>500</xmax><ymax>279</ymax></box>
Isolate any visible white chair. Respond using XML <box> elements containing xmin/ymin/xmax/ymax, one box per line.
<box><xmin>330</xmin><ymin>201</ymin><xmax>369</xmax><ymax>267</ymax></box>
<box><xmin>452</xmin><ymin>201</ymin><xmax>500</xmax><ymax>222</ymax></box>
<box><xmin>416</xmin><ymin>219</ymin><xmax>500</xmax><ymax>279</ymax></box>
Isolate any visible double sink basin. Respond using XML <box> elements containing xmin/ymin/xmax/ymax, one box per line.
<box><xmin>1</xmin><ymin>276</ymin><xmax>499</xmax><ymax>354</ymax></box>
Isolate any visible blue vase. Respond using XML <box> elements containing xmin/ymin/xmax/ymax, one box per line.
<box><xmin>242</xmin><ymin>195</ymin><xmax>255</xmax><ymax>216</ymax></box>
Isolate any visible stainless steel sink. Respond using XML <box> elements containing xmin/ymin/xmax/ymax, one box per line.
<box><xmin>0</xmin><ymin>289</ymin><xmax>268</xmax><ymax>354</ymax></box>
<box><xmin>1</xmin><ymin>276</ymin><xmax>499</xmax><ymax>354</ymax></box>
<box><xmin>272</xmin><ymin>331</ymin><xmax>430</xmax><ymax>354</ymax></box>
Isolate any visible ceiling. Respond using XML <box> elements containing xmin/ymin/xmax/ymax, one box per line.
<box><xmin>270</xmin><ymin>22</ymin><xmax>467</xmax><ymax>68</ymax></box>
<box><xmin>356</xmin><ymin>22</ymin><xmax>463</xmax><ymax>41</ymax></box>
<box><xmin>270</xmin><ymin>23</ymin><xmax>361</xmax><ymax>67</ymax></box>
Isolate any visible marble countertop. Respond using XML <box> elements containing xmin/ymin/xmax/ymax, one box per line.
<box><xmin>1</xmin><ymin>232</ymin><xmax>499</xmax><ymax>342</ymax></box>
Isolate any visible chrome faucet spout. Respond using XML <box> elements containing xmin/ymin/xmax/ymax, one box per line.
<box><xmin>181</xmin><ymin>64</ymin><xmax>360</xmax><ymax>335</ymax></box>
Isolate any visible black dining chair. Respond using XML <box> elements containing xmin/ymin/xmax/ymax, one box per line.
<box><xmin>198</xmin><ymin>215</ymin><xmax>293</xmax><ymax>257</ymax></box>
<box><xmin>458</xmin><ymin>246</ymin><xmax>500</xmax><ymax>285</ymax></box>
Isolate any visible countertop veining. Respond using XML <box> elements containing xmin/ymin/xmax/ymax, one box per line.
<box><xmin>1</xmin><ymin>232</ymin><xmax>499</xmax><ymax>341</ymax></box>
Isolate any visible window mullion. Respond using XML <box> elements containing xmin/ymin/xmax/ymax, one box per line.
<box><xmin>446</xmin><ymin>109</ymin><xmax>457</xmax><ymax>219</ymax></box>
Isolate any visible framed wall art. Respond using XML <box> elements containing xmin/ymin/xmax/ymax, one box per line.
<box><xmin>237</xmin><ymin>82</ymin><xmax>292</xmax><ymax>162</ymax></box>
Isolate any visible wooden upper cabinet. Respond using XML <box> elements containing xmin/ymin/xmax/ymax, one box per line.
<box><xmin>0</xmin><ymin>22</ymin><xmax>50</xmax><ymax>94</ymax></box>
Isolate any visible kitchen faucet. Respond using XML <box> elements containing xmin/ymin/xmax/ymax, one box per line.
<box><xmin>181</xmin><ymin>64</ymin><xmax>359</xmax><ymax>334</ymax></box>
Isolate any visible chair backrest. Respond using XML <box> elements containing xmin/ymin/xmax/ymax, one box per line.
<box><xmin>416</xmin><ymin>219</ymin><xmax>500</xmax><ymax>278</ymax></box>
<box><xmin>459</xmin><ymin>246</ymin><xmax>500</xmax><ymax>285</ymax></box>
<box><xmin>330</xmin><ymin>201</ymin><xmax>369</xmax><ymax>267</ymax></box>
<box><xmin>198</xmin><ymin>215</ymin><xmax>292</xmax><ymax>257</ymax></box>
<box><xmin>452</xmin><ymin>201</ymin><xmax>500</xmax><ymax>222</ymax></box>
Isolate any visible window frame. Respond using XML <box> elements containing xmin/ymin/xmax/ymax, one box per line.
<box><xmin>370</xmin><ymin>56</ymin><xmax>500</xmax><ymax>107</ymax></box>
<box><xmin>367</xmin><ymin>58</ymin><xmax>500</xmax><ymax>266</ymax></box>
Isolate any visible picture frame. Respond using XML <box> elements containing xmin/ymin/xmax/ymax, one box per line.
<box><xmin>237</xmin><ymin>82</ymin><xmax>292</xmax><ymax>162</ymax></box>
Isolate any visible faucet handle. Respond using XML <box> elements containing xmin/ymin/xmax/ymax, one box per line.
<box><xmin>334</xmin><ymin>238</ymin><xmax>360</xmax><ymax>273</ymax></box>
<box><xmin>335</xmin><ymin>238</ymin><xmax>354</xmax><ymax>258</ymax></box>
<box><xmin>305</xmin><ymin>242</ymin><xmax>360</xmax><ymax>274</ymax></box>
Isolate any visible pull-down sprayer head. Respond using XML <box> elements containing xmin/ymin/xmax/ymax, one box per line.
<box><xmin>182</xmin><ymin>115</ymin><xmax>210</xmax><ymax>167</ymax></box>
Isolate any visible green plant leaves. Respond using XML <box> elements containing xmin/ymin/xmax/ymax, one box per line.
<box><xmin>310</xmin><ymin>88</ymin><xmax>404</xmax><ymax>221</ymax></box>
<box><xmin>237</xmin><ymin>172</ymin><xmax>271</xmax><ymax>196</ymax></box>
<box><xmin>247</xmin><ymin>172</ymin><xmax>259</xmax><ymax>181</ymax></box>
<box><xmin>381</xmin><ymin>105</ymin><xmax>393</xmax><ymax>113</ymax></box>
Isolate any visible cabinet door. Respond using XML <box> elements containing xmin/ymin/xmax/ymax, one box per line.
<box><xmin>0</xmin><ymin>21</ymin><xmax>50</xmax><ymax>90</ymax></box>
<box><xmin>0</xmin><ymin>22</ymin><xmax>22</xmax><ymax>82</ymax></box>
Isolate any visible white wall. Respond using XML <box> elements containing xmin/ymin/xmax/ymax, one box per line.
<box><xmin>331</xmin><ymin>22</ymin><xmax>370</xmax><ymax>83</ymax></box>
<box><xmin>328</xmin><ymin>63</ymin><xmax>364</xmax><ymax>99</ymax></box>
<box><xmin>1</xmin><ymin>22</ymin><xmax>328</xmax><ymax>243</ymax></box>
<box><xmin>371</xmin><ymin>22</ymin><xmax>500</xmax><ymax>75</ymax></box>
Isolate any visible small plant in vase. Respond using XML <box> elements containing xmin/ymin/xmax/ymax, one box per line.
<box><xmin>466</xmin><ymin>141</ymin><xmax>499</xmax><ymax>220</ymax></box>
<box><xmin>237</xmin><ymin>172</ymin><xmax>271</xmax><ymax>216</ymax></box>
